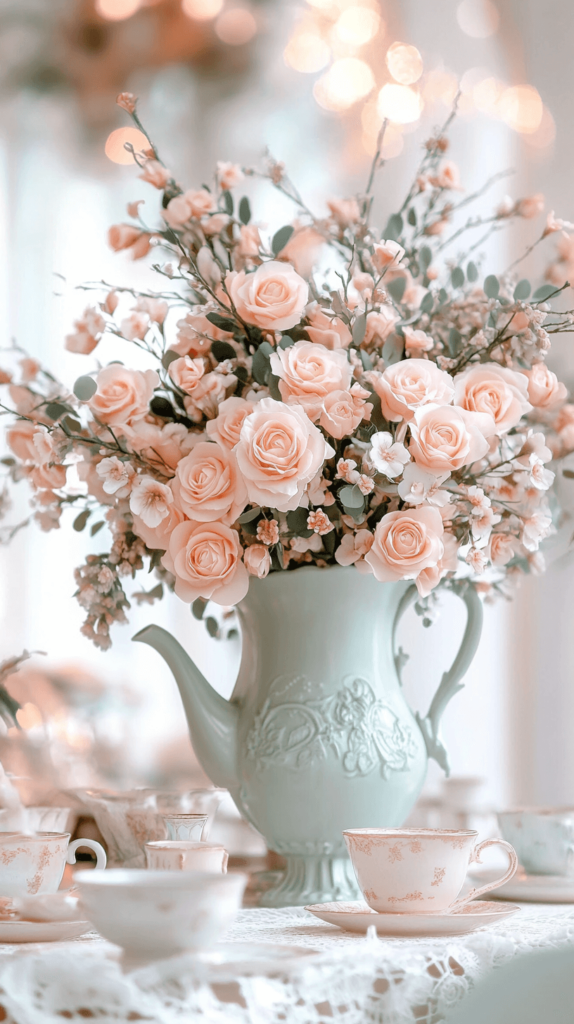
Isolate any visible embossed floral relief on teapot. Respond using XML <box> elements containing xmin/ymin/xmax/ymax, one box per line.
<box><xmin>135</xmin><ymin>566</ymin><xmax>482</xmax><ymax>906</ymax></box>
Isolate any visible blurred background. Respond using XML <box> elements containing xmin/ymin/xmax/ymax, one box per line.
<box><xmin>0</xmin><ymin>0</ymin><xmax>573</xmax><ymax>843</ymax></box>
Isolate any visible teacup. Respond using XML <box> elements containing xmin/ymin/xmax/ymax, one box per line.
<box><xmin>77</xmin><ymin>868</ymin><xmax>247</xmax><ymax>968</ymax></box>
<box><xmin>498</xmin><ymin>809</ymin><xmax>574</xmax><ymax>876</ymax></box>
<box><xmin>145</xmin><ymin>841</ymin><xmax>228</xmax><ymax>873</ymax></box>
<box><xmin>343</xmin><ymin>828</ymin><xmax>518</xmax><ymax>914</ymax></box>
<box><xmin>0</xmin><ymin>831</ymin><xmax>107</xmax><ymax>898</ymax></box>
<box><xmin>162</xmin><ymin>814</ymin><xmax>208</xmax><ymax>841</ymax></box>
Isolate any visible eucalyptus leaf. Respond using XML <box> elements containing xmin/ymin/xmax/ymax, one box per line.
<box><xmin>563</xmin><ymin>469</ymin><xmax>574</xmax><ymax>479</ymax></box>
<box><xmin>438</xmin><ymin>288</ymin><xmax>448</xmax><ymax>304</ymax></box>
<box><xmin>279</xmin><ymin>334</ymin><xmax>296</xmax><ymax>349</ymax></box>
<box><xmin>419</xmin><ymin>246</ymin><xmax>432</xmax><ymax>271</ymax></box>
<box><xmin>45</xmin><ymin>402</ymin><xmax>70</xmax><ymax>421</ymax></box>
<box><xmin>206</xmin><ymin>311</ymin><xmax>236</xmax><ymax>331</ymax></box>
<box><xmin>90</xmin><ymin>521</ymin><xmax>105</xmax><ymax>536</ymax></box>
<box><xmin>484</xmin><ymin>274</ymin><xmax>500</xmax><ymax>298</ymax></box>
<box><xmin>533</xmin><ymin>284</ymin><xmax>556</xmax><ymax>301</ymax></box>
<box><xmin>339</xmin><ymin>484</ymin><xmax>364</xmax><ymax>509</ymax></box>
<box><xmin>73</xmin><ymin>376</ymin><xmax>97</xmax><ymax>402</ymax></box>
<box><xmin>407</xmin><ymin>208</ymin><xmax>417</xmax><ymax>226</ymax></box>
<box><xmin>287</xmin><ymin>507</ymin><xmax>310</xmax><ymax>532</ymax></box>
<box><xmin>238</xmin><ymin>506</ymin><xmax>262</xmax><ymax>524</ymax></box>
<box><xmin>360</xmin><ymin>349</ymin><xmax>373</xmax><ymax>371</ymax></box>
<box><xmin>268</xmin><ymin>373</ymin><xmax>282</xmax><ymax>400</ymax></box>
<box><xmin>62</xmin><ymin>416</ymin><xmax>82</xmax><ymax>433</ymax></box>
<box><xmin>448</xmin><ymin>328</ymin><xmax>462</xmax><ymax>356</ymax></box>
<box><xmin>387</xmin><ymin>277</ymin><xmax>407</xmax><ymax>302</ymax></box>
<box><xmin>352</xmin><ymin>311</ymin><xmax>367</xmax><ymax>345</ymax></box>
<box><xmin>513</xmin><ymin>279</ymin><xmax>531</xmax><ymax>301</ymax></box>
<box><xmin>467</xmin><ymin>261</ymin><xmax>479</xmax><ymax>283</ymax></box>
<box><xmin>451</xmin><ymin>266</ymin><xmax>465</xmax><ymax>289</ymax></box>
<box><xmin>382</xmin><ymin>334</ymin><xmax>404</xmax><ymax>366</ymax></box>
<box><xmin>150</xmin><ymin>396</ymin><xmax>175</xmax><ymax>418</ymax></box>
<box><xmin>420</xmin><ymin>292</ymin><xmax>434</xmax><ymax>314</ymax></box>
<box><xmin>73</xmin><ymin>509</ymin><xmax>91</xmax><ymax>532</ymax></box>
<box><xmin>238</xmin><ymin>196</ymin><xmax>251</xmax><ymax>225</ymax></box>
<box><xmin>384</xmin><ymin>213</ymin><xmax>403</xmax><ymax>241</ymax></box>
<box><xmin>192</xmin><ymin>597</ymin><xmax>207</xmax><ymax>620</ymax></box>
<box><xmin>252</xmin><ymin>342</ymin><xmax>273</xmax><ymax>384</ymax></box>
<box><xmin>271</xmin><ymin>225</ymin><xmax>294</xmax><ymax>255</ymax></box>
<box><xmin>222</xmin><ymin>191</ymin><xmax>233</xmax><ymax>215</ymax></box>
<box><xmin>205</xmin><ymin>616</ymin><xmax>219</xmax><ymax>638</ymax></box>
<box><xmin>161</xmin><ymin>349</ymin><xmax>180</xmax><ymax>369</ymax></box>
<box><xmin>211</xmin><ymin>340</ymin><xmax>237</xmax><ymax>362</ymax></box>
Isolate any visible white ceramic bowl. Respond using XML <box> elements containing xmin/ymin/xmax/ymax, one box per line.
<box><xmin>77</xmin><ymin>869</ymin><xmax>247</xmax><ymax>966</ymax></box>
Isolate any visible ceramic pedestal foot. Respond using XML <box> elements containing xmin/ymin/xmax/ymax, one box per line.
<box><xmin>258</xmin><ymin>853</ymin><xmax>360</xmax><ymax>908</ymax></box>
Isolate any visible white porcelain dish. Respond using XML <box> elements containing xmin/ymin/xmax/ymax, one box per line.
<box><xmin>469</xmin><ymin>868</ymin><xmax>574</xmax><ymax>903</ymax></box>
<box><xmin>305</xmin><ymin>899</ymin><xmax>520</xmax><ymax>936</ymax></box>
<box><xmin>0</xmin><ymin>919</ymin><xmax>92</xmax><ymax>943</ymax></box>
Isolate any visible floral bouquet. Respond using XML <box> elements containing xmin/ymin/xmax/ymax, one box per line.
<box><xmin>2</xmin><ymin>92</ymin><xmax>574</xmax><ymax>649</ymax></box>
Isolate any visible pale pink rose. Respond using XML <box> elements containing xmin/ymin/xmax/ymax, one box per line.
<box><xmin>226</xmin><ymin>261</ymin><xmax>308</xmax><ymax>331</ymax></box>
<box><xmin>96</xmin><ymin>456</ymin><xmax>135</xmax><ymax>497</ymax></box>
<box><xmin>270</xmin><ymin>340</ymin><xmax>351</xmax><ymax>419</ymax></box>
<box><xmin>235</xmin><ymin>397</ymin><xmax>335</xmax><ymax>512</ymax></box>
<box><xmin>132</xmin><ymin>504</ymin><xmax>187</xmax><ymax>551</ymax></box>
<box><xmin>353</xmin><ymin>272</ymin><xmax>374</xmax><ymax>296</ymax></box>
<box><xmin>120</xmin><ymin>312</ymin><xmax>149</xmax><ymax>341</ymax></box>
<box><xmin>172</xmin><ymin>441</ymin><xmax>247</xmax><ymax>524</ymax></box>
<box><xmin>403</xmin><ymin>327</ymin><xmax>433</xmax><ymax>357</ymax></box>
<box><xmin>30</xmin><ymin>463</ymin><xmax>66</xmax><ymax>491</ymax></box>
<box><xmin>453</xmin><ymin>363</ymin><xmax>532</xmax><ymax>435</ymax></box>
<box><xmin>516</xmin><ymin>193</ymin><xmax>544</xmax><ymax>219</ymax></box>
<box><xmin>365</xmin><ymin>506</ymin><xmax>444</xmax><ymax>587</ymax></box>
<box><xmin>363</xmin><ymin>308</ymin><xmax>397</xmax><ymax>347</ymax></box>
<box><xmin>523</xmin><ymin>363</ymin><xmax>568</xmax><ymax>409</ymax></box>
<box><xmin>120</xmin><ymin>421</ymin><xmax>195</xmax><ymax>472</ymax></box>
<box><xmin>202</xmin><ymin>213</ymin><xmax>229</xmax><ymax>238</ymax></box>
<box><xmin>409</xmin><ymin>404</ymin><xmax>494</xmax><ymax>473</ymax></box>
<box><xmin>206</xmin><ymin>397</ymin><xmax>254</xmax><ymax>450</ymax></box>
<box><xmin>335</xmin><ymin>529</ymin><xmax>374</xmax><ymax>566</ymax></box>
<box><xmin>237</xmin><ymin>225</ymin><xmax>262</xmax><ymax>260</ymax></box>
<box><xmin>108</xmin><ymin>224</ymin><xmax>152</xmax><ymax>259</ymax></box>
<box><xmin>244</xmin><ymin>543</ymin><xmax>270</xmax><ymax>578</ymax></box>
<box><xmin>336</xmin><ymin>458</ymin><xmax>359</xmax><ymax>484</ymax></box>
<box><xmin>372</xmin><ymin>240</ymin><xmax>405</xmax><ymax>271</ymax></box>
<box><xmin>134</xmin><ymin>297</ymin><xmax>168</xmax><ymax>323</ymax></box>
<box><xmin>129</xmin><ymin>476</ymin><xmax>174</xmax><ymax>528</ymax></box>
<box><xmin>305</xmin><ymin>304</ymin><xmax>351</xmax><ymax>349</ymax></box>
<box><xmin>279</xmin><ymin>227</ymin><xmax>325</xmax><ymax>278</ymax></box>
<box><xmin>164</xmin><ymin>188</ymin><xmax>216</xmax><ymax>228</ymax></box>
<box><xmin>139</xmin><ymin>160</ymin><xmax>171</xmax><ymax>189</ymax></box>
<box><xmin>217</xmin><ymin>162</ymin><xmax>244</xmax><ymax>190</ymax></box>
<box><xmin>371</xmin><ymin>358</ymin><xmax>454</xmax><ymax>422</ymax></box>
<box><xmin>162</xmin><ymin>519</ymin><xmax>248</xmax><ymax>604</ymax></box>
<box><xmin>6</xmin><ymin>421</ymin><xmax>38</xmax><ymax>461</ymax></box>
<box><xmin>65</xmin><ymin>306</ymin><xmax>106</xmax><ymax>355</ymax></box>
<box><xmin>169</xmin><ymin>356</ymin><xmax>206</xmax><ymax>395</ymax></box>
<box><xmin>327</xmin><ymin>197</ymin><xmax>360</xmax><ymax>227</ymax></box>
<box><xmin>89</xmin><ymin>366</ymin><xmax>159</xmax><ymax>426</ymax></box>
<box><xmin>320</xmin><ymin>386</ymin><xmax>372</xmax><ymax>439</ymax></box>
<box><xmin>489</xmin><ymin>532</ymin><xmax>515</xmax><ymax>567</ymax></box>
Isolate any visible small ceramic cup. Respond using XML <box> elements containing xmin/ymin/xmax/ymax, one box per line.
<box><xmin>145</xmin><ymin>841</ymin><xmax>228</xmax><ymax>873</ymax></box>
<box><xmin>343</xmin><ymin>828</ymin><xmax>518</xmax><ymax>914</ymax></box>
<box><xmin>0</xmin><ymin>831</ymin><xmax>107</xmax><ymax>898</ymax></box>
<box><xmin>161</xmin><ymin>814</ymin><xmax>208</xmax><ymax>841</ymax></box>
<box><xmin>77</xmin><ymin>868</ymin><xmax>247</xmax><ymax>968</ymax></box>
<box><xmin>498</xmin><ymin>808</ymin><xmax>574</xmax><ymax>876</ymax></box>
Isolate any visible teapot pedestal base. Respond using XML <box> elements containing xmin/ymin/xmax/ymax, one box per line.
<box><xmin>258</xmin><ymin>852</ymin><xmax>361</xmax><ymax>908</ymax></box>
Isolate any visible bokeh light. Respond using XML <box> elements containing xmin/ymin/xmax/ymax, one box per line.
<box><xmin>334</xmin><ymin>6</ymin><xmax>381</xmax><ymax>47</ymax></box>
<box><xmin>472</xmin><ymin>76</ymin><xmax>505</xmax><ymax>115</ymax></box>
<box><xmin>215</xmin><ymin>7</ymin><xmax>257</xmax><ymax>44</ymax></box>
<box><xmin>314</xmin><ymin>58</ymin><xmax>375</xmax><ymax>111</ymax></box>
<box><xmin>386</xmin><ymin>42</ymin><xmax>423</xmax><ymax>85</ymax></box>
<box><xmin>181</xmin><ymin>0</ymin><xmax>224</xmax><ymax>21</ymax></box>
<box><xmin>95</xmin><ymin>0</ymin><xmax>141</xmax><ymax>19</ymax></box>
<box><xmin>377</xmin><ymin>83</ymin><xmax>423</xmax><ymax>124</ymax></box>
<box><xmin>456</xmin><ymin>0</ymin><xmax>499</xmax><ymax>38</ymax></box>
<box><xmin>522</xmin><ymin>106</ymin><xmax>556</xmax><ymax>150</ymax></box>
<box><xmin>105</xmin><ymin>127</ymin><xmax>148</xmax><ymax>165</ymax></box>
<box><xmin>284</xmin><ymin>32</ymin><xmax>331</xmax><ymax>73</ymax></box>
<box><xmin>361</xmin><ymin>103</ymin><xmax>404</xmax><ymax>158</ymax></box>
<box><xmin>499</xmin><ymin>84</ymin><xmax>543</xmax><ymax>134</ymax></box>
<box><xmin>422</xmin><ymin>68</ymin><xmax>459</xmax><ymax>108</ymax></box>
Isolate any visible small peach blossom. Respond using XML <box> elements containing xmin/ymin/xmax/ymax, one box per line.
<box><xmin>425</xmin><ymin>219</ymin><xmax>449</xmax><ymax>236</ymax></box>
<box><xmin>372</xmin><ymin>240</ymin><xmax>405</xmax><ymax>271</ymax></box>
<box><xmin>256</xmin><ymin>519</ymin><xmax>279</xmax><ymax>545</ymax></box>
<box><xmin>307</xmin><ymin>508</ymin><xmax>334</xmax><ymax>535</ymax></box>
<box><xmin>134</xmin><ymin>297</ymin><xmax>168</xmax><ymax>323</ymax></box>
<box><xmin>162</xmin><ymin>519</ymin><xmax>248</xmax><ymax>605</ymax></box>
<box><xmin>335</xmin><ymin>529</ymin><xmax>374</xmax><ymax>566</ymax></box>
<box><xmin>104</xmin><ymin>290</ymin><xmax>119</xmax><ymax>314</ymax></box>
<box><xmin>31</xmin><ymin>426</ymin><xmax>54</xmax><ymax>465</ymax></box>
<box><xmin>120</xmin><ymin>311</ymin><xmax>149</xmax><ymax>341</ymax></box>
<box><xmin>237</xmin><ymin>225</ymin><xmax>262</xmax><ymax>260</ymax></box>
<box><xmin>169</xmin><ymin>356</ymin><xmax>205</xmax><ymax>395</ymax></box>
<box><xmin>19</xmin><ymin>358</ymin><xmax>40</xmax><ymax>382</ymax></box>
<box><xmin>397</xmin><ymin>463</ymin><xmax>450</xmax><ymax>507</ymax></box>
<box><xmin>30</xmin><ymin>463</ymin><xmax>66</xmax><ymax>491</ymax></box>
<box><xmin>226</xmin><ymin>261</ymin><xmax>308</xmax><ymax>332</ymax></box>
<box><xmin>369</xmin><ymin>432</ymin><xmax>410</xmax><ymax>479</ymax></box>
<box><xmin>365</xmin><ymin>506</ymin><xmax>444</xmax><ymax>590</ymax></box>
<box><xmin>371</xmin><ymin>358</ymin><xmax>454</xmax><ymax>422</ymax></box>
<box><xmin>523</xmin><ymin>363</ymin><xmax>568</xmax><ymax>409</ymax></box>
<box><xmin>217</xmin><ymin>161</ymin><xmax>244</xmax><ymax>190</ymax></box>
<box><xmin>489</xmin><ymin>532</ymin><xmax>515</xmax><ymax>567</ymax></box>
<box><xmin>108</xmin><ymin>224</ymin><xmax>151</xmax><ymax>259</ymax></box>
<box><xmin>129</xmin><ymin>476</ymin><xmax>174</xmax><ymax>528</ymax></box>
<box><xmin>244</xmin><ymin>544</ymin><xmax>271</xmax><ymax>578</ymax></box>
<box><xmin>403</xmin><ymin>327</ymin><xmax>433</xmax><ymax>357</ymax></box>
<box><xmin>522</xmin><ymin>510</ymin><xmax>553</xmax><ymax>551</ymax></box>
<box><xmin>516</xmin><ymin>193</ymin><xmax>544</xmax><ymax>219</ymax></box>
<box><xmin>466</xmin><ymin>547</ymin><xmax>487</xmax><ymax>574</ymax></box>
<box><xmin>120</xmin><ymin>420</ymin><xmax>194</xmax><ymax>473</ymax></box>
<box><xmin>139</xmin><ymin>160</ymin><xmax>170</xmax><ymax>189</ymax></box>
<box><xmin>89</xmin><ymin>365</ymin><xmax>159</xmax><ymax>426</ymax></box>
<box><xmin>305</xmin><ymin>304</ymin><xmax>351</xmax><ymax>350</ymax></box>
<box><xmin>164</xmin><ymin>188</ymin><xmax>216</xmax><ymax>229</ymax></box>
<box><xmin>6</xmin><ymin>420</ymin><xmax>37</xmax><ymax>461</ymax></box>
<box><xmin>172</xmin><ymin>441</ymin><xmax>247</xmax><ymax>524</ymax></box>
<box><xmin>0</xmin><ymin>368</ymin><xmax>12</xmax><ymax>384</ymax></box>
<box><xmin>496</xmin><ymin>195</ymin><xmax>515</xmax><ymax>218</ymax></box>
<box><xmin>202</xmin><ymin>213</ymin><xmax>229</xmax><ymax>237</ymax></box>
<box><xmin>65</xmin><ymin>306</ymin><xmax>106</xmax><ymax>355</ymax></box>
<box><xmin>543</xmin><ymin>211</ymin><xmax>574</xmax><ymax>237</ymax></box>
<box><xmin>96</xmin><ymin>456</ymin><xmax>135</xmax><ymax>497</ymax></box>
<box><xmin>127</xmin><ymin>200</ymin><xmax>144</xmax><ymax>219</ymax></box>
<box><xmin>327</xmin><ymin>197</ymin><xmax>360</xmax><ymax>227</ymax></box>
<box><xmin>353</xmin><ymin>273</ymin><xmax>374</xmax><ymax>295</ymax></box>
<box><xmin>336</xmin><ymin>458</ymin><xmax>360</xmax><ymax>484</ymax></box>
<box><xmin>271</xmin><ymin>340</ymin><xmax>351</xmax><ymax>420</ymax></box>
<box><xmin>432</xmin><ymin>161</ymin><xmax>462</xmax><ymax>190</ymax></box>
<box><xmin>116</xmin><ymin>92</ymin><xmax>137</xmax><ymax>113</ymax></box>
<box><xmin>357</xmin><ymin>474</ymin><xmax>375</xmax><ymax>495</ymax></box>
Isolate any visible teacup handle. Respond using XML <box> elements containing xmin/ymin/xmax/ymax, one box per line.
<box><xmin>221</xmin><ymin>849</ymin><xmax>229</xmax><ymax>874</ymax></box>
<box><xmin>67</xmin><ymin>838</ymin><xmax>107</xmax><ymax>870</ymax></box>
<box><xmin>449</xmin><ymin>838</ymin><xmax>518</xmax><ymax>913</ymax></box>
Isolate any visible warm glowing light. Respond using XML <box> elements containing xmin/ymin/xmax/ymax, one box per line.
<box><xmin>499</xmin><ymin>85</ymin><xmax>543</xmax><ymax>134</ymax></box>
<box><xmin>460</xmin><ymin>66</ymin><xmax>489</xmax><ymax>94</ymax></box>
<box><xmin>377</xmin><ymin>83</ymin><xmax>423</xmax><ymax>124</ymax></box>
<box><xmin>105</xmin><ymin>127</ymin><xmax>148</xmax><ymax>165</ymax></box>
<box><xmin>215</xmin><ymin>7</ymin><xmax>257</xmax><ymax>44</ymax></box>
<box><xmin>95</xmin><ymin>0</ymin><xmax>141</xmax><ymax>19</ymax></box>
<box><xmin>314</xmin><ymin>58</ymin><xmax>375</xmax><ymax>111</ymax></box>
<box><xmin>456</xmin><ymin>0</ymin><xmax>499</xmax><ymax>38</ymax></box>
<box><xmin>16</xmin><ymin>703</ymin><xmax>43</xmax><ymax>730</ymax></box>
<box><xmin>334</xmin><ymin>6</ymin><xmax>381</xmax><ymax>47</ymax></box>
<box><xmin>284</xmin><ymin>32</ymin><xmax>330</xmax><ymax>72</ymax></box>
<box><xmin>522</xmin><ymin>106</ymin><xmax>556</xmax><ymax>150</ymax></box>
<box><xmin>472</xmin><ymin>76</ymin><xmax>505</xmax><ymax>115</ymax></box>
<box><xmin>422</xmin><ymin>68</ymin><xmax>459</xmax><ymax>108</ymax></box>
<box><xmin>386</xmin><ymin>42</ymin><xmax>423</xmax><ymax>85</ymax></box>
<box><xmin>182</xmin><ymin>0</ymin><xmax>224</xmax><ymax>21</ymax></box>
<box><xmin>361</xmin><ymin>105</ymin><xmax>404</xmax><ymax>158</ymax></box>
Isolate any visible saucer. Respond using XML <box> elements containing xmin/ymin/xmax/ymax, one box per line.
<box><xmin>0</xmin><ymin>920</ymin><xmax>92</xmax><ymax>943</ymax></box>
<box><xmin>469</xmin><ymin>868</ymin><xmax>574</xmax><ymax>903</ymax></box>
<box><xmin>305</xmin><ymin>900</ymin><xmax>520</xmax><ymax>936</ymax></box>
<box><xmin>199</xmin><ymin>942</ymin><xmax>318</xmax><ymax>973</ymax></box>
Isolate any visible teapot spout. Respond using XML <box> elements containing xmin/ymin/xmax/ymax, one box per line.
<box><xmin>133</xmin><ymin>625</ymin><xmax>238</xmax><ymax>791</ymax></box>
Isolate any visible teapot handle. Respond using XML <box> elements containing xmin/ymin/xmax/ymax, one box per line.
<box><xmin>392</xmin><ymin>584</ymin><xmax>483</xmax><ymax>776</ymax></box>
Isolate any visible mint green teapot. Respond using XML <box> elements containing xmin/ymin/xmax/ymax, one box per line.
<box><xmin>134</xmin><ymin>566</ymin><xmax>482</xmax><ymax>907</ymax></box>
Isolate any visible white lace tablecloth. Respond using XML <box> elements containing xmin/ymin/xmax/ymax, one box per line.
<box><xmin>0</xmin><ymin>904</ymin><xmax>573</xmax><ymax>1023</ymax></box>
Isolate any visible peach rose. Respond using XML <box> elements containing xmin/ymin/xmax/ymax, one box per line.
<box><xmin>489</xmin><ymin>532</ymin><xmax>515</xmax><ymax>567</ymax></box>
<box><xmin>206</xmin><ymin>397</ymin><xmax>254</xmax><ymax>450</ymax></box>
<box><xmin>108</xmin><ymin>224</ymin><xmax>151</xmax><ymax>259</ymax></box>
<box><xmin>365</xmin><ymin>506</ymin><xmax>444</xmax><ymax>588</ymax></box>
<box><xmin>65</xmin><ymin>306</ymin><xmax>105</xmax><ymax>355</ymax></box>
<box><xmin>327</xmin><ymin>198</ymin><xmax>360</xmax><ymax>227</ymax></box>
<box><xmin>164</xmin><ymin>188</ymin><xmax>216</xmax><ymax>228</ymax></box>
<box><xmin>234</xmin><ymin>397</ymin><xmax>335</xmax><ymax>512</ymax></box>
<box><xmin>172</xmin><ymin>441</ymin><xmax>247</xmax><ymax>524</ymax></box>
<box><xmin>171</xmin><ymin>311</ymin><xmax>233</xmax><ymax>358</ymax></box>
<box><xmin>244</xmin><ymin>544</ymin><xmax>271</xmax><ymax>578</ymax></box>
<box><xmin>6</xmin><ymin>421</ymin><xmax>38</xmax><ymax>461</ymax></box>
<box><xmin>237</xmin><ymin>225</ymin><xmax>262</xmax><ymax>260</ymax></box>
<box><xmin>120</xmin><ymin>421</ymin><xmax>195</xmax><ymax>472</ymax></box>
<box><xmin>453</xmin><ymin>363</ymin><xmax>531</xmax><ymax>434</ymax></box>
<box><xmin>523</xmin><ymin>363</ymin><xmax>568</xmax><ymax>409</ymax></box>
<box><xmin>270</xmin><ymin>340</ymin><xmax>352</xmax><ymax>420</ymax></box>
<box><xmin>139</xmin><ymin>160</ymin><xmax>170</xmax><ymax>189</ymax></box>
<box><xmin>305</xmin><ymin>304</ymin><xmax>351</xmax><ymax>349</ymax></box>
<box><xmin>363</xmin><ymin>308</ymin><xmax>398</xmax><ymax>347</ymax></box>
<box><xmin>132</xmin><ymin>504</ymin><xmax>187</xmax><ymax>552</ymax></box>
<box><xmin>89</xmin><ymin>366</ymin><xmax>159</xmax><ymax>426</ymax></box>
<box><xmin>226</xmin><ymin>261</ymin><xmax>308</xmax><ymax>331</ymax></box>
<box><xmin>372</xmin><ymin>358</ymin><xmax>454</xmax><ymax>422</ymax></box>
<box><xmin>409</xmin><ymin>404</ymin><xmax>494</xmax><ymax>473</ymax></box>
<box><xmin>279</xmin><ymin>227</ymin><xmax>325</xmax><ymax>278</ymax></box>
<box><xmin>320</xmin><ymin>385</ymin><xmax>373</xmax><ymax>440</ymax></box>
<box><xmin>217</xmin><ymin>162</ymin><xmax>244</xmax><ymax>190</ymax></box>
<box><xmin>372</xmin><ymin>240</ymin><xmax>405</xmax><ymax>271</ymax></box>
<box><xmin>168</xmin><ymin>356</ymin><xmax>205</xmax><ymax>395</ymax></box>
<box><xmin>30</xmin><ymin>463</ymin><xmax>66</xmax><ymax>490</ymax></box>
<box><xmin>162</xmin><ymin>519</ymin><xmax>248</xmax><ymax>605</ymax></box>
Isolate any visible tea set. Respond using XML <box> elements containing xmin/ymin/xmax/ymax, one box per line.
<box><xmin>0</xmin><ymin>800</ymin><xmax>573</xmax><ymax>958</ymax></box>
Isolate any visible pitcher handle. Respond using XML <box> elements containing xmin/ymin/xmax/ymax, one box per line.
<box><xmin>67</xmin><ymin>838</ymin><xmax>107</xmax><ymax>870</ymax></box>
<box><xmin>392</xmin><ymin>583</ymin><xmax>483</xmax><ymax>775</ymax></box>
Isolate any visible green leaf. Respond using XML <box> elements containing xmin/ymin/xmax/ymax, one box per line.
<box><xmin>252</xmin><ymin>341</ymin><xmax>273</xmax><ymax>385</ymax></box>
<box><xmin>205</xmin><ymin>616</ymin><xmax>219</xmax><ymax>638</ymax></box>
<box><xmin>90</xmin><ymin>520</ymin><xmax>105</xmax><ymax>536</ymax></box>
<box><xmin>533</xmin><ymin>284</ymin><xmax>556</xmax><ymax>301</ymax></box>
<box><xmin>384</xmin><ymin>213</ymin><xmax>403</xmax><ymax>241</ymax></box>
<box><xmin>387</xmin><ymin>277</ymin><xmax>407</xmax><ymax>302</ymax></box>
<box><xmin>268</xmin><ymin>373</ymin><xmax>282</xmax><ymax>400</ymax></box>
<box><xmin>360</xmin><ymin>349</ymin><xmax>373</xmax><ymax>371</ymax></box>
<box><xmin>467</xmin><ymin>261</ymin><xmax>479</xmax><ymax>283</ymax></box>
<box><xmin>73</xmin><ymin>376</ymin><xmax>97</xmax><ymax>402</ymax></box>
<box><xmin>161</xmin><ymin>350</ymin><xmax>180</xmax><ymax>369</ymax></box>
<box><xmin>419</xmin><ymin>246</ymin><xmax>432</xmax><ymax>271</ymax></box>
<box><xmin>192</xmin><ymin>597</ymin><xmax>208</xmax><ymax>620</ymax></box>
<box><xmin>339</xmin><ymin>483</ymin><xmax>364</xmax><ymax>509</ymax></box>
<box><xmin>563</xmin><ymin>469</ymin><xmax>574</xmax><ymax>479</ymax></box>
<box><xmin>438</xmin><ymin>288</ymin><xmax>448</xmax><ymax>304</ymax></box>
<box><xmin>420</xmin><ymin>291</ymin><xmax>434</xmax><ymax>313</ymax></box>
<box><xmin>382</xmin><ymin>334</ymin><xmax>404</xmax><ymax>365</ymax></box>
<box><xmin>279</xmin><ymin>334</ymin><xmax>296</xmax><ymax>349</ymax></box>
<box><xmin>484</xmin><ymin>274</ymin><xmax>500</xmax><ymax>298</ymax></box>
<box><xmin>0</xmin><ymin>457</ymin><xmax>15</xmax><ymax>467</ymax></box>
<box><xmin>73</xmin><ymin>509</ymin><xmax>91</xmax><ymax>532</ymax></box>
<box><xmin>407</xmin><ymin>207</ymin><xmax>417</xmax><ymax>226</ymax></box>
<box><xmin>513</xmin><ymin>279</ymin><xmax>531</xmax><ymax>301</ymax></box>
<box><xmin>271</xmin><ymin>225</ymin><xmax>294</xmax><ymax>255</ymax></box>
<box><xmin>211</xmin><ymin>340</ymin><xmax>236</xmax><ymax>362</ymax></box>
<box><xmin>205</xmin><ymin>311</ymin><xmax>236</xmax><ymax>331</ymax></box>
<box><xmin>448</xmin><ymin>328</ymin><xmax>462</xmax><ymax>356</ymax></box>
<box><xmin>222</xmin><ymin>190</ymin><xmax>233</xmax><ymax>215</ymax></box>
<box><xmin>451</xmin><ymin>266</ymin><xmax>465</xmax><ymax>289</ymax></box>
<box><xmin>45</xmin><ymin>402</ymin><xmax>70</xmax><ymax>420</ymax></box>
<box><xmin>238</xmin><ymin>506</ymin><xmax>262</xmax><ymax>524</ymax></box>
<box><xmin>323</xmin><ymin>530</ymin><xmax>336</xmax><ymax>555</ymax></box>
<box><xmin>287</xmin><ymin>507</ymin><xmax>310</xmax><ymax>532</ymax></box>
<box><xmin>239</xmin><ymin>196</ymin><xmax>251</xmax><ymax>225</ymax></box>
<box><xmin>62</xmin><ymin>415</ymin><xmax>82</xmax><ymax>433</ymax></box>
<box><xmin>352</xmin><ymin>311</ymin><xmax>367</xmax><ymax>345</ymax></box>
<box><xmin>150</xmin><ymin>396</ymin><xmax>175</xmax><ymax>418</ymax></box>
